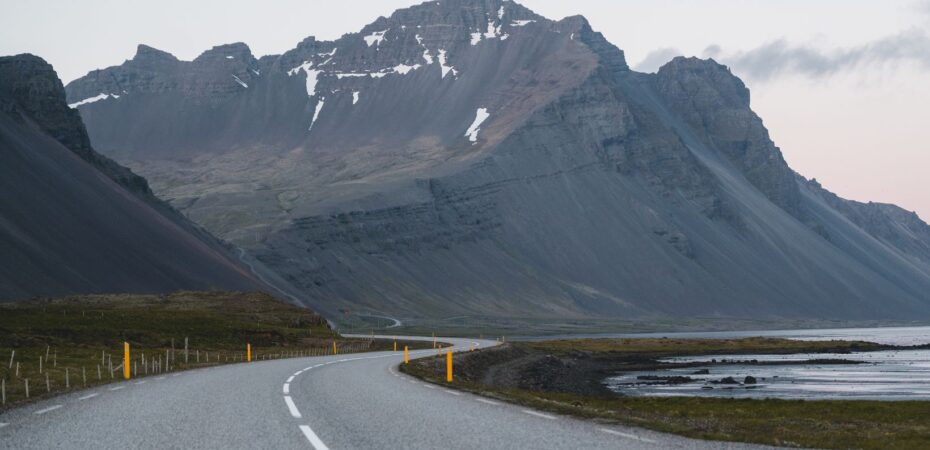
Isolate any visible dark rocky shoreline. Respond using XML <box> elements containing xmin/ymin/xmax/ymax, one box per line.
<box><xmin>447</xmin><ymin>342</ymin><xmax>920</xmax><ymax>396</ymax></box>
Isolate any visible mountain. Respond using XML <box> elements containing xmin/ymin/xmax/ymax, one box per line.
<box><xmin>0</xmin><ymin>54</ymin><xmax>267</xmax><ymax>300</ymax></box>
<box><xmin>64</xmin><ymin>0</ymin><xmax>930</xmax><ymax>324</ymax></box>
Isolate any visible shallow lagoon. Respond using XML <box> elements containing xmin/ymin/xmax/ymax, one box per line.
<box><xmin>603</xmin><ymin>326</ymin><xmax>930</xmax><ymax>400</ymax></box>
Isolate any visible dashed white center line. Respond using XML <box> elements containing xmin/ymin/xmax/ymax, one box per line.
<box><xmin>599</xmin><ymin>428</ymin><xmax>657</xmax><ymax>443</ymax></box>
<box><xmin>286</xmin><ymin>375</ymin><xmax>295</xmax><ymax>383</ymax></box>
<box><xmin>78</xmin><ymin>393</ymin><xmax>98</xmax><ymax>401</ymax></box>
<box><xmin>476</xmin><ymin>398</ymin><xmax>501</xmax><ymax>406</ymax></box>
<box><xmin>284</xmin><ymin>396</ymin><xmax>302</xmax><ymax>418</ymax></box>
<box><xmin>171</xmin><ymin>373</ymin><xmax>180</xmax><ymax>377</ymax></box>
<box><xmin>299</xmin><ymin>425</ymin><xmax>330</xmax><ymax>450</ymax></box>
<box><xmin>134</xmin><ymin>380</ymin><xmax>146</xmax><ymax>385</ymax></box>
<box><xmin>423</xmin><ymin>384</ymin><xmax>437</xmax><ymax>389</ymax></box>
<box><xmin>34</xmin><ymin>405</ymin><xmax>63</xmax><ymax>415</ymax></box>
<box><xmin>443</xmin><ymin>389</ymin><xmax>461</xmax><ymax>396</ymax></box>
<box><xmin>521</xmin><ymin>410</ymin><xmax>557</xmax><ymax>420</ymax></box>
<box><xmin>0</xmin><ymin>422</ymin><xmax>8</xmax><ymax>428</ymax></box>
<box><xmin>283</xmin><ymin>383</ymin><xmax>290</xmax><ymax>394</ymax></box>
<box><xmin>108</xmin><ymin>386</ymin><xmax>124</xmax><ymax>391</ymax></box>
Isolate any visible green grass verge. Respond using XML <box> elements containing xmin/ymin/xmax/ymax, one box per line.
<box><xmin>0</xmin><ymin>291</ymin><xmax>428</xmax><ymax>410</ymax></box>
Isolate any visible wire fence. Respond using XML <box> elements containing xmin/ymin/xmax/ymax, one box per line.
<box><xmin>0</xmin><ymin>339</ymin><xmax>377</xmax><ymax>410</ymax></box>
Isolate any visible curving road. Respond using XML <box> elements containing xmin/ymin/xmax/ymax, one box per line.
<box><xmin>0</xmin><ymin>336</ymin><xmax>773</xmax><ymax>449</ymax></box>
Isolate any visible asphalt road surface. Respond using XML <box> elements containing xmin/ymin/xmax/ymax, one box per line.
<box><xmin>0</xmin><ymin>336</ymin><xmax>773</xmax><ymax>449</ymax></box>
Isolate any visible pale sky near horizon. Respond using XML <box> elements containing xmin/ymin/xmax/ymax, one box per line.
<box><xmin>2</xmin><ymin>0</ymin><xmax>928</xmax><ymax>219</ymax></box>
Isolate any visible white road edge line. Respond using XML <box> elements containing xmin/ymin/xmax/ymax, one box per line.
<box><xmin>599</xmin><ymin>428</ymin><xmax>657</xmax><ymax>443</ymax></box>
<box><xmin>108</xmin><ymin>386</ymin><xmax>124</xmax><ymax>391</ymax></box>
<box><xmin>34</xmin><ymin>405</ymin><xmax>63</xmax><ymax>415</ymax></box>
<box><xmin>78</xmin><ymin>393</ymin><xmax>98</xmax><ymax>401</ymax></box>
<box><xmin>299</xmin><ymin>425</ymin><xmax>330</xmax><ymax>450</ymax></box>
<box><xmin>283</xmin><ymin>383</ymin><xmax>290</xmax><ymax>394</ymax></box>
<box><xmin>476</xmin><ymin>398</ymin><xmax>501</xmax><ymax>406</ymax></box>
<box><xmin>521</xmin><ymin>410</ymin><xmax>557</xmax><ymax>420</ymax></box>
<box><xmin>443</xmin><ymin>389</ymin><xmax>461</xmax><ymax>396</ymax></box>
<box><xmin>284</xmin><ymin>396</ymin><xmax>302</xmax><ymax>418</ymax></box>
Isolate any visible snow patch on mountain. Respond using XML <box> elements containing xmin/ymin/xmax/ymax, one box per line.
<box><xmin>288</xmin><ymin>61</ymin><xmax>322</xmax><ymax>96</ymax></box>
<box><xmin>392</xmin><ymin>63</ymin><xmax>422</xmax><ymax>74</ymax></box>
<box><xmin>308</xmin><ymin>98</ymin><xmax>325</xmax><ymax>131</ymax></box>
<box><xmin>363</xmin><ymin>30</ymin><xmax>388</xmax><ymax>47</ymax></box>
<box><xmin>484</xmin><ymin>21</ymin><xmax>502</xmax><ymax>39</ymax></box>
<box><xmin>68</xmin><ymin>93</ymin><xmax>117</xmax><ymax>109</ymax></box>
<box><xmin>438</xmin><ymin>49</ymin><xmax>456</xmax><ymax>78</ymax></box>
<box><xmin>464</xmin><ymin>107</ymin><xmax>489</xmax><ymax>143</ymax></box>
<box><xmin>231</xmin><ymin>75</ymin><xmax>248</xmax><ymax>88</ymax></box>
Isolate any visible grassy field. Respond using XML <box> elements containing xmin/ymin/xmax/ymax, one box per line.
<box><xmin>0</xmin><ymin>291</ymin><xmax>427</xmax><ymax>410</ymax></box>
<box><xmin>403</xmin><ymin>338</ymin><xmax>930</xmax><ymax>449</ymax></box>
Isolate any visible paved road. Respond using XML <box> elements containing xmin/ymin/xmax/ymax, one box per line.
<box><xmin>0</xmin><ymin>336</ymin><xmax>773</xmax><ymax>449</ymax></box>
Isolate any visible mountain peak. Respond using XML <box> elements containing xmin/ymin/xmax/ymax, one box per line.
<box><xmin>0</xmin><ymin>53</ymin><xmax>85</xmax><ymax>142</ymax></box>
<box><xmin>133</xmin><ymin>44</ymin><xmax>179</xmax><ymax>63</ymax></box>
<box><xmin>657</xmin><ymin>56</ymin><xmax>748</xmax><ymax>107</ymax></box>
<box><xmin>194</xmin><ymin>42</ymin><xmax>255</xmax><ymax>64</ymax></box>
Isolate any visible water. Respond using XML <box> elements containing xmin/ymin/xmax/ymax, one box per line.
<box><xmin>530</xmin><ymin>325</ymin><xmax>930</xmax><ymax>346</ymax></box>
<box><xmin>601</xmin><ymin>326</ymin><xmax>930</xmax><ymax>400</ymax></box>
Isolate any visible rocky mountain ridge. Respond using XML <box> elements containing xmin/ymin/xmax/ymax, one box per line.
<box><xmin>63</xmin><ymin>0</ymin><xmax>930</xmax><ymax>323</ymax></box>
<box><xmin>0</xmin><ymin>54</ymin><xmax>267</xmax><ymax>300</ymax></box>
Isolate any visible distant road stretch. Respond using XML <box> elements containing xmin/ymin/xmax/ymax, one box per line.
<box><xmin>0</xmin><ymin>335</ymin><xmax>773</xmax><ymax>449</ymax></box>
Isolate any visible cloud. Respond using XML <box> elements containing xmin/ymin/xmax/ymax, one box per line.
<box><xmin>633</xmin><ymin>47</ymin><xmax>683</xmax><ymax>73</ymax></box>
<box><xmin>707</xmin><ymin>28</ymin><xmax>930</xmax><ymax>81</ymax></box>
<box><xmin>916</xmin><ymin>0</ymin><xmax>930</xmax><ymax>16</ymax></box>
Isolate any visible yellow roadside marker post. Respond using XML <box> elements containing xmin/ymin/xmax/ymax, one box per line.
<box><xmin>432</xmin><ymin>333</ymin><xmax>436</xmax><ymax>349</ymax></box>
<box><xmin>247</xmin><ymin>344</ymin><xmax>251</xmax><ymax>362</ymax></box>
<box><xmin>333</xmin><ymin>341</ymin><xmax>337</xmax><ymax>355</ymax></box>
<box><xmin>404</xmin><ymin>346</ymin><xmax>409</xmax><ymax>364</ymax></box>
<box><xmin>393</xmin><ymin>339</ymin><xmax>397</xmax><ymax>352</ymax></box>
<box><xmin>446</xmin><ymin>349</ymin><xmax>453</xmax><ymax>383</ymax></box>
<box><xmin>123</xmin><ymin>343</ymin><xmax>130</xmax><ymax>380</ymax></box>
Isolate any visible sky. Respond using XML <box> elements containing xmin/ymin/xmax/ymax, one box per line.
<box><xmin>2</xmin><ymin>0</ymin><xmax>928</xmax><ymax>219</ymax></box>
